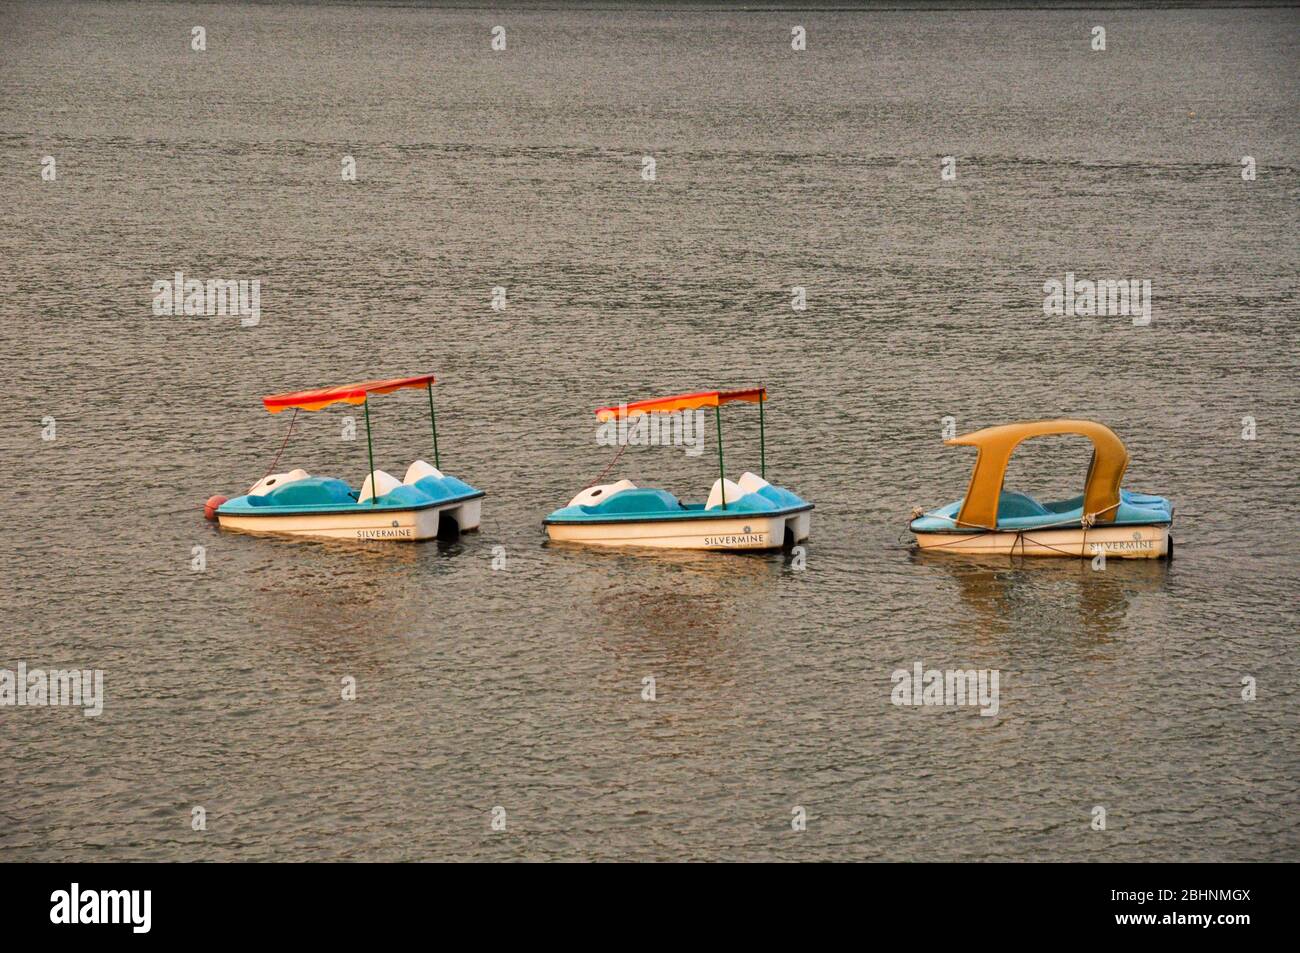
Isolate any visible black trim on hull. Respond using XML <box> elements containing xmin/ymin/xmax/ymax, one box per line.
<box><xmin>544</xmin><ymin>502</ymin><xmax>814</xmax><ymax>527</ymax></box>
<box><xmin>220</xmin><ymin>490</ymin><xmax>486</xmax><ymax>518</ymax></box>
<box><xmin>910</xmin><ymin>518</ymin><xmax>1170</xmax><ymax>536</ymax></box>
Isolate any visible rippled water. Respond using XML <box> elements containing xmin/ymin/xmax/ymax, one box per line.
<box><xmin>1</xmin><ymin>1</ymin><xmax>1297</xmax><ymax>861</ymax></box>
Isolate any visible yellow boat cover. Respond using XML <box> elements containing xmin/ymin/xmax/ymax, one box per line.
<box><xmin>949</xmin><ymin>419</ymin><xmax>1129</xmax><ymax>530</ymax></box>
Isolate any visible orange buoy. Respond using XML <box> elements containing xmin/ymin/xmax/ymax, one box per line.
<box><xmin>203</xmin><ymin>495</ymin><xmax>229</xmax><ymax>520</ymax></box>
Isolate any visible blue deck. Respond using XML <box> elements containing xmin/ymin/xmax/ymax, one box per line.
<box><xmin>218</xmin><ymin>474</ymin><xmax>483</xmax><ymax>516</ymax></box>
<box><xmin>544</xmin><ymin>484</ymin><xmax>812</xmax><ymax>524</ymax></box>
<box><xmin>910</xmin><ymin>488</ymin><xmax>1173</xmax><ymax>533</ymax></box>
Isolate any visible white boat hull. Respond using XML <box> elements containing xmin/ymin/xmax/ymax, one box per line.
<box><xmin>219</xmin><ymin>498</ymin><xmax>481</xmax><ymax>542</ymax></box>
<box><xmin>546</xmin><ymin>509</ymin><xmax>811</xmax><ymax>551</ymax></box>
<box><xmin>914</xmin><ymin>522</ymin><xmax>1170</xmax><ymax>559</ymax></box>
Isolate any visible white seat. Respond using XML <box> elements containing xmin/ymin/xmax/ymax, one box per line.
<box><xmin>247</xmin><ymin>468</ymin><xmax>310</xmax><ymax>497</ymax></box>
<box><xmin>358</xmin><ymin>469</ymin><xmax>401</xmax><ymax>503</ymax></box>
<box><xmin>567</xmin><ymin>479</ymin><xmax>636</xmax><ymax>508</ymax></box>
<box><xmin>403</xmin><ymin>460</ymin><xmax>444</xmax><ymax>485</ymax></box>
<box><xmin>705</xmin><ymin>478</ymin><xmax>746</xmax><ymax>510</ymax></box>
<box><xmin>737</xmin><ymin>472</ymin><xmax>771</xmax><ymax>496</ymax></box>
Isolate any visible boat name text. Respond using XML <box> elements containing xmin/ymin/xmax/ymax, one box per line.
<box><xmin>704</xmin><ymin>533</ymin><xmax>767</xmax><ymax>546</ymax></box>
<box><xmin>357</xmin><ymin>527</ymin><xmax>413</xmax><ymax>539</ymax></box>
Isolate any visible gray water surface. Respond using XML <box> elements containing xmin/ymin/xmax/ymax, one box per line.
<box><xmin>0</xmin><ymin>1</ymin><xmax>1296</xmax><ymax>861</ymax></box>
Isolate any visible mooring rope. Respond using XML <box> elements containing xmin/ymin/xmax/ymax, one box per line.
<box><xmin>906</xmin><ymin>501</ymin><xmax>1124</xmax><ymax>556</ymax></box>
<box><xmin>265</xmin><ymin>407</ymin><xmax>299</xmax><ymax>477</ymax></box>
<box><xmin>583</xmin><ymin>439</ymin><xmax>630</xmax><ymax>489</ymax></box>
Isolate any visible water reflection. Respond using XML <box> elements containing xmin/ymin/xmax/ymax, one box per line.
<box><xmin>544</xmin><ymin>539</ymin><xmax>795</xmax><ymax>578</ymax></box>
<box><xmin>227</xmin><ymin>532</ymin><xmax>482</xmax><ymax>660</ymax></box>
<box><xmin>910</xmin><ymin>549</ymin><xmax>1170</xmax><ymax>642</ymax></box>
<box><xmin>580</xmin><ymin>547</ymin><xmax>788</xmax><ymax>656</ymax></box>
<box><xmin>223</xmin><ymin>530</ymin><xmax>475</xmax><ymax>563</ymax></box>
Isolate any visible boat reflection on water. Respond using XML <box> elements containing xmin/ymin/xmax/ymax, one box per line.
<box><xmin>580</xmin><ymin>545</ymin><xmax>793</xmax><ymax>660</ymax></box>
<box><xmin>910</xmin><ymin>548</ymin><xmax>1171</xmax><ymax>643</ymax></box>
<box><xmin>233</xmin><ymin>532</ymin><xmax>475</xmax><ymax>659</ymax></box>
<box><xmin>548</xmin><ymin>537</ymin><xmax>798</xmax><ymax>576</ymax></box>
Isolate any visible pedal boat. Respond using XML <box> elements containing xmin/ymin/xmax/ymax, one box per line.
<box><xmin>211</xmin><ymin>374</ymin><xmax>484</xmax><ymax>542</ymax></box>
<box><xmin>909</xmin><ymin>419</ymin><xmax>1173</xmax><ymax>559</ymax></box>
<box><xmin>544</xmin><ymin>387</ymin><xmax>813</xmax><ymax>551</ymax></box>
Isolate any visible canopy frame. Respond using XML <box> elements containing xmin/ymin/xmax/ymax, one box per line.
<box><xmin>261</xmin><ymin>375</ymin><xmax>442</xmax><ymax>505</ymax></box>
<box><xmin>363</xmin><ymin>397</ymin><xmax>377</xmax><ymax>505</ymax></box>
<box><xmin>593</xmin><ymin>387</ymin><xmax>768</xmax><ymax>510</ymax></box>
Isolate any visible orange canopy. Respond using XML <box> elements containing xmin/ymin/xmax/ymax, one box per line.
<box><xmin>263</xmin><ymin>374</ymin><xmax>435</xmax><ymax>414</ymax></box>
<box><xmin>949</xmin><ymin>419</ymin><xmax>1129</xmax><ymax>529</ymax></box>
<box><xmin>595</xmin><ymin>388</ymin><xmax>766</xmax><ymax>421</ymax></box>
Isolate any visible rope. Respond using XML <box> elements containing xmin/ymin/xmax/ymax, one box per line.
<box><xmin>1016</xmin><ymin>531</ymin><xmax>1087</xmax><ymax>558</ymax></box>
<box><xmin>583</xmin><ymin>439</ymin><xmax>630</xmax><ymax>489</ymax></box>
<box><xmin>911</xmin><ymin>530</ymin><xmax>996</xmax><ymax>550</ymax></box>
<box><xmin>913</xmin><ymin>526</ymin><xmax>1103</xmax><ymax>558</ymax></box>
<box><xmin>909</xmin><ymin>501</ymin><xmax>1121</xmax><ymax>534</ymax></box>
<box><xmin>265</xmin><ymin>408</ymin><xmax>299</xmax><ymax>477</ymax></box>
<box><xmin>908</xmin><ymin>500</ymin><xmax>1125</xmax><ymax>557</ymax></box>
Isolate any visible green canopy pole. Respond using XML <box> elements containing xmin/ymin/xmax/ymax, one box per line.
<box><xmin>758</xmin><ymin>387</ymin><xmax>766</xmax><ymax>480</ymax></box>
<box><xmin>426</xmin><ymin>381</ymin><xmax>440</xmax><ymax>469</ymax></box>
<box><xmin>716</xmin><ymin>405</ymin><xmax>726</xmax><ymax>509</ymax></box>
<box><xmin>362</xmin><ymin>396</ymin><xmax>377</xmax><ymax>505</ymax></box>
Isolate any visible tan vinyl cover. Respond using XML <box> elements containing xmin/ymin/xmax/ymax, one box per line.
<box><xmin>948</xmin><ymin>420</ymin><xmax>1129</xmax><ymax>530</ymax></box>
